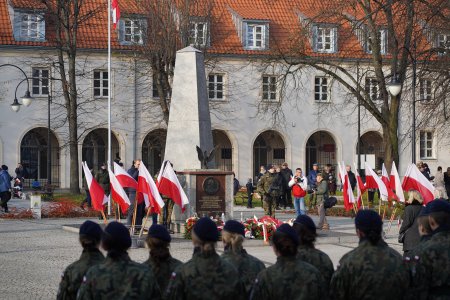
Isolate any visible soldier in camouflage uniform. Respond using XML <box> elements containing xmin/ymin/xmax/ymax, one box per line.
<box><xmin>165</xmin><ymin>217</ymin><xmax>245</xmax><ymax>300</ymax></box>
<box><xmin>144</xmin><ymin>224</ymin><xmax>182</xmax><ymax>293</ymax></box>
<box><xmin>57</xmin><ymin>221</ymin><xmax>104</xmax><ymax>300</ymax></box>
<box><xmin>411</xmin><ymin>199</ymin><xmax>450</xmax><ymax>299</ymax></box>
<box><xmin>77</xmin><ymin>221</ymin><xmax>161</xmax><ymax>300</ymax></box>
<box><xmin>250</xmin><ymin>224</ymin><xmax>325</xmax><ymax>300</ymax></box>
<box><xmin>293</xmin><ymin>215</ymin><xmax>334</xmax><ymax>290</ymax></box>
<box><xmin>315</xmin><ymin>173</ymin><xmax>330</xmax><ymax>230</ymax></box>
<box><xmin>257</xmin><ymin>164</ymin><xmax>281</xmax><ymax>218</ymax></box>
<box><xmin>330</xmin><ymin>210</ymin><xmax>409</xmax><ymax>300</ymax></box>
<box><xmin>221</xmin><ymin>220</ymin><xmax>265</xmax><ymax>297</ymax></box>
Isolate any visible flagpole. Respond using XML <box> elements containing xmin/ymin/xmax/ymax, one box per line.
<box><xmin>107</xmin><ymin>0</ymin><xmax>112</xmax><ymax>216</ymax></box>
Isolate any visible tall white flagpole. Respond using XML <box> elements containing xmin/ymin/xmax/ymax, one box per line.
<box><xmin>107</xmin><ymin>0</ymin><xmax>112</xmax><ymax>215</ymax></box>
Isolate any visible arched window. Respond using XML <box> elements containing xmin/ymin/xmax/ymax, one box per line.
<box><xmin>142</xmin><ymin>129</ymin><xmax>167</xmax><ymax>175</ymax></box>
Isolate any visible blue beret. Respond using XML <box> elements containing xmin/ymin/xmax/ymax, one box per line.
<box><xmin>277</xmin><ymin>224</ymin><xmax>299</xmax><ymax>246</ymax></box>
<box><xmin>223</xmin><ymin>220</ymin><xmax>245</xmax><ymax>236</ymax></box>
<box><xmin>148</xmin><ymin>224</ymin><xmax>171</xmax><ymax>242</ymax></box>
<box><xmin>355</xmin><ymin>209</ymin><xmax>382</xmax><ymax>231</ymax></box>
<box><xmin>193</xmin><ymin>217</ymin><xmax>218</xmax><ymax>242</ymax></box>
<box><xmin>104</xmin><ymin>221</ymin><xmax>131</xmax><ymax>249</ymax></box>
<box><xmin>79</xmin><ymin>220</ymin><xmax>103</xmax><ymax>241</ymax></box>
<box><xmin>294</xmin><ymin>215</ymin><xmax>316</xmax><ymax>234</ymax></box>
<box><xmin>424</xmin><ymin>199</ymin><xmax>450</xmax><ymax>215</ymax></box>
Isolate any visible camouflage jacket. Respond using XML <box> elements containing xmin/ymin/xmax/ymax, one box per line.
<box><xmin>257</xmin><ymin>173</ymin><xmax>279</xmax><ymax>197</ymax></box>
<box><xmin>250</xmin><ymin>256</ymin><xmax>325</xmax><ymax>300</ymax></box>
<box><xmin>57</xmin><ymin>249</ymin><xmax>105</xmax><ymax>300</ymax></box>
<box><xmin>315</xmin><ymin>180</ymin><xmax>329</xmax><ymax>205</ymax></box>
<box><xmin>76</xmin><ymin>252</ymin><xmax>161</xmax><ymax>300</ymax></box>
<box><xmin>143</xmin><ymin>255</ymin><xmax>182</xmax><ymax>295</ymax></box>
<box><xmin>413</xmin><ymin>229</ymin><xmax>450</xmax><ymax>300</ymax></box>
<box><xmin>165</xmin><ymin>249</ymin><xmax>245</xmax><ymax>300</ymax></box>
<box><xmin>297</xmin><ymin>245</ymin><xmax>334</xmax><ymax>289</ymax></box>
<box><xmin>221</xmin><ymin>248</ymin><xmax>266</xmax><ymax>297</ymax></box>
<box><xmin>330</xmin><ymin>239</ymin><xmax>409</xmax><ymax>300</ymax></box>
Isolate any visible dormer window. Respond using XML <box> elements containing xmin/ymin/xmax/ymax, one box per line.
<box><xmin>189</xmin><ymin>21</ymin><xmax>208</xmax><ymax>47</ymax></box>
<box><xmin>243</xmin><ymin>22</ymin><xmax>268</xmax><ymax>50</ymax></box>
<box><xmin>312</xmin><ymin>25</ymin><xmax>337</xmax><ymax>53</ymax></box>
<box><xmin>13</xmin><ymin>12</ymin><xmax>45</xmax><ymax>42</ymax></box>
<box><xmin>118</xmin><ymin>18</ymin><xmax>146</xmax><ymax>45</ymax></box>
<box><xmin>366</xmin><ymin>29</ymin><xmax>388</xmax><ymax>55</ymax></box>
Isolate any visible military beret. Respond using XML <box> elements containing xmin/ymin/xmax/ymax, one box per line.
<box><xmin>223</xmin><ymin>220</ymin><xmax>245</xmax><ymax>236</ymax></box>
<box><xmin>103</xmin><ymin>221</ymin><xmax>131</xmax><ymax>249</ymax></box>
<box><xmin>355</xmin><ymin>209</ymin><xmax>382</xmax><ymax>231</ymax></box>
<box><xmin>193</xmin><ymin>217</ymin><xmax>219</xmax><ymax>242</ymax></box>
<box><xmin>294</xmin><ymin>215</ymin><xmax>316</xmax><ymax>234</ymax></box>
<box><xmin>277</xmin><ymin>224</ymin><xmax>299</xmax><ymax>246</ymax></box>
<box><xmin>313</xmin><ymin>163</ymin><xmax>318</xmax><ymax>166</ymax></box>
<box><xmin>1</xmin><ymin>165</ymin><xmax>8</xmax><ymax>171</ymax></box>
<box><xmin>148</xmin><ymin>224</ymin><xmax>171</xmax><ymax>242</ymax></box>
<box><xmin>79</xmin><ymin>220</ymin><xmax>103</xmax><ymax>241</ymax></box>
<box><xmin>316</xmin><ymin>173</ymin><xmax>323</xmax><ymax>177</ymax></box>
<box><xmin>423</xmin><ymin>199</ymin><xmax>450</xmax><ymax>215</ymax></box>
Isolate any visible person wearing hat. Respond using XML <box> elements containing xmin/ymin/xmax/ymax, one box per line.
<box><xmin>412</xmin><ymin>199</ymin><xmax>450</xmax><ymax>299</ymax></box>
<box><xmin>257</xmin><ymin>164</ymin><xmax>281</xmax><ymax>218</ymax></box>
<box><xmin>330</xmin><ymin>210</ymin><xmax>409</xmax><ymax>300</ymax></box>
<box><xmin>143</xmin><ymin>224</ymin><xmax>182</xmax><ymax>292</ymax></box>
<box><xmin>0</xmin><ymin>165</ymin><xmax>12</xmax><ymax>213</ymax></box>
<box><xmin>250</xmin><ymin>224</ymin><xmax>324</xmax><ymax>299</ymax></box>
<box><xmin>95</xmin><ymin>163</ymin><xmax>110</xmax><ymax>196</ymax></box>
<box><xmin>77</xmin><ymin>221</ymin><xmax>161</xmax><ymax>299</ymax></box>
<box><xmin>293</xmin><ymin>215</ymin><xmax>333</xmax><ymax>290</ymax></box>
<box><xmin>315</xmin><ymin>173</ymin><xmax>330</xmax><ymax>230</ymax></box>
<box><xmin>221</xmin><ymin>220</ymin><xmax>265</xmax><ymax>297</ymax></box>
<box><xmin>398</xmin><ymin>189</ymin><xmax>423</xmax><ymax>257</ymax></box>
<box><xmin>57</xmin><ymin>221</ymin><xmax>105</xmax><ymax>300</ymax></box>
<box><xmin>165</xmin><ymin>217</ymin><xmax>244</xmax><ymax>300</ymax></box>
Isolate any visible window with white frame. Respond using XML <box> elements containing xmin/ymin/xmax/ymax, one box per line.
<box><xmin>419</xmin><ymin>78</ymin><xmax>432</xmax><ymax>101</ymax></box>
<box><xmin>13</xmin><ymin>12</ymin><xmax>45</xmax><ymax>41</ymax></box>
<box><xmin>365</xmin><ymin>78</ymin><xmax>381</xmax><ymax>101</ymax></box>
<box><xmin>437</xmin><ymin>33</ymin><xmax>449</xmax><ymax>53</ymax></box>
<box><xmin>262</xmin><ymin>75</ymin><xmax>277</xmax><ymax>101</ymax></box>
<box><xmin>246</xmin><ymin>23</ymin><xmax>266</xmax><ymax>49</ymax></box>
<box><xmin>366</xmin><ymin>29</ymin><xmax>388</xmax><ymax>55</ymax></box>
<box><xmin>93</xmin><ymin>70</ymin><xmax>108</xmax><ymax>98</ymax></box>
<box><xmin>208</xmin><ymin>74</ymin><xmax>224</xmax><ymax>100</ymax></box>
<box><xmin>314</xmin><ymin>76</ymin><xmax>330</xmax><ymax>102</ymax></box>
<box><xmin>189</xmin><ymin>22</ymin><xmax>208</xmax><ymax>46</ymax></box>
<box><xmin>119</xmin><ymin>18</ymin><xmax>146</xmax><ymax>45</ymax></box>
<box><xmin>32</xmin><ymin>68</ymin><xmax>49</xmax><ymax>96</ymax></box>
<box><xmin>420</xmin><ymin>131</ymin><xmax>434</xmax><ymax>159</ymax></box>
<box><xmin>313</xmin><ymin>25</ymin><xmax>337</xmax><ymax>53</ymax></box>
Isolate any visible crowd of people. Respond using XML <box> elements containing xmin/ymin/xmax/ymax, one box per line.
<box><xmin>57</xmin><ymin>199</ymin><xmax>450</xmax><ymax>299</ymax></box>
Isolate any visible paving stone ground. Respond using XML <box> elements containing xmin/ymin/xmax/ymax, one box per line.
<box><xmin>0</xmin><ymin>201</ymin><xmax>403</xmax><ymax>299</ymax></box>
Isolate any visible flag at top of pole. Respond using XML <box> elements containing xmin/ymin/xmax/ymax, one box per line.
<box><xmin>112</xmin><ymin>0</ymin><xmax>120</xmax><ymax>29</ymax></box>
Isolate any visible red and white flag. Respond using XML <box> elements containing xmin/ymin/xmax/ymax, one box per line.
<box><xmin>111</xmin><ymin>0</ymin><xmax>120</xmax><ymax>29</ymax></box>
<box><xmin>382</xmin><ymin>163</ymin><xmax>398</xmax><ymax>202</ymax></box>
<box><xmin>402</xmin><ymin>163</ymin><xmax>435</xmax><ymax>204</ymax></box>
<box><xmin>365</xmin><ymin>162</ymin><xmax>389</xmax><ymax>201</ymax></box>
<box><xmin>113</xmin><ymin>162</ymin><xmax>137</xmax><ymax>189</ymax></box>
<box><xmin>389</xmin><ymin>161</ymin><xmax>405</xmax><ymax>203</ymax></box>
<box><xmin>364</xmin><ymin>164</ymin><xmax>378</xmax><ymax>189</ymax></box>
<box><xmin>82</xmin><ymin>162</ymin><xmax>108</xmax><ymax>212</ymax></box>
<box><xmin>138</xmin><ymin>162</ymin><xmax>165</xmax><ymax>212</ymax></box>
<box><xmin>354</xmin><ymin>163</ymin><xmax>366</xmax><ymax>208</ymax></box>
<box><xmin>157</xmin><ymin>161</ymin><xmax>189</xmax><ymax>212</ymax></box>
<box><xmin>108</xmin><ymin>168</ymin><xmax>131</xmax><ymax>213</ymax></box>
<box><xmin>338</xmin><ymin>162</ymin><xmax>354</xmax><ymax>211</ymax></box>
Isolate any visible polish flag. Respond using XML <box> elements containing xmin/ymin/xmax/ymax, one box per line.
<box><xmin>382</xmin><ymin>163</ymin><xmax>398</xmax><ymax>202</ymax></box>
<box><xmin>138</xmin><ymin>162</ymin><xmax>165</xmax><ymax>212</ymax></box>
<box><xmin>108</xmin><ymin>168</ymin><xmax>131</xmax><ymax>213</ymax></box>
<box><xmin>354</xmin><ymin>163</ymin><xmax>366</xmax><ymax>208</ymax></box>
<box><xmin>113</xmin><ymin>162</ymin><xmax>137</xmax><ymax>189</ymax></box>
<box><xmin>364</xmin><ymin>164</ymin><xmax>378</xmax><ymax>189</ymax></box>
<box><xmin>338</xmin><ymin>162</ymin><xmax>354</xmax><ymax>211</ymax></box>
<box><xmin>157</xmin><ymin>161</ymin><xmax>189</xmax><ymax>213</ymax></box>
<box><xmin>389</xmin><ymin>161</ymin><xmax>405</xmax><ymax>203</ymax></box>
<box><xmin>402</xmin><ymin>163</ymin><xmax>435</xmax><ymax>204</ymax></box>
<box><xmin>365</xmin><ymin>162</ymin><xmax>389</xmax><ymax>201</ymax></box>
<box><xmin>82</xmin><ymin>162</ymin><xmax>108</xmax><ymax>212</ymax></box>
<box><xmin>112</xmin><ymin>0</ymin><xmax>120</xmax><ymax>29</ymax></box>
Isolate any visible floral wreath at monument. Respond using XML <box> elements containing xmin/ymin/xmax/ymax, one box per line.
<box><xmin>184</xmin><ymin>216</ymin><xmax>225</xmax><ymax>239</ymax></box>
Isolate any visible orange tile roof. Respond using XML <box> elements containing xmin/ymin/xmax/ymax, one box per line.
<box><xmin>0</xmin><ymin>0</ymin><xmax>447</xmax><ymax>60</ymax></box>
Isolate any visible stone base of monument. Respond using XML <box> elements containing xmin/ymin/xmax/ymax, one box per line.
<box><xmin>171</xmin><ymin>170</ymin><xmax>234</xmax><ymax>234</ymax></box>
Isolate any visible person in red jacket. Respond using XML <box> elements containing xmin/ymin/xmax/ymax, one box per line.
<box><xmin>289</xmin><ymin>168</ymin><xmax>308</xmax><ymax>216</ymax></box>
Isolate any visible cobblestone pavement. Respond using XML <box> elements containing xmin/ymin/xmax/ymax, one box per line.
<box><xmin>0</xmin><ymin>215</ymin><xmax>402</xmax><ymax>299</ymax></box>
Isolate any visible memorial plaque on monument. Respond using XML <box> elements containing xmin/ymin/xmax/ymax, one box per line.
<box><xmin>196</xmin><ymin>174</ymin><xmax>226</xmax><ymax>217</ymax></box>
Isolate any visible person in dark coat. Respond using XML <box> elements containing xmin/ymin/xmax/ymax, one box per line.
<box><xmin>245</xmin><ymin>178</ymin><xmax>254</xmax><ymax>208</ymax></box>
<box><xmin>126</xmin><ymin>160</ymin><xmax>145</xmax><ymax>229</ymax></box>
<box><xmin>444</xmin><ymin>167</ymin><xmax>450</xmax><ymax>199</ymax></box>
<box><xmin>280</xmin><ymin>162</ymin><xmax>293</xmax><ymax>209</ymax></box>
<box><xmin>399</xmin><ymin>190</ymin><xmax>423</xmax><ymax>257</ymax></box>
<box><xmin>0</xmin><ymin>165</ymin><xmax>12</xmax><ymax>213</ymax></box>
<box><xmin>346</xmin><ymin>165</ymin><xmax>356</xmax><ymax>191</ymax></box>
